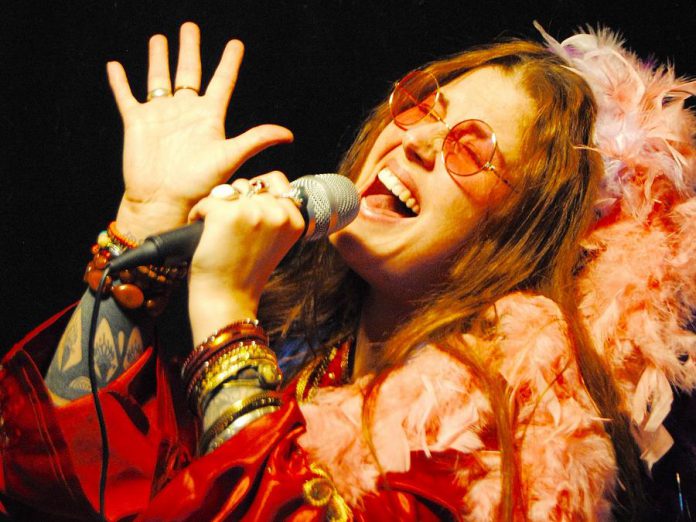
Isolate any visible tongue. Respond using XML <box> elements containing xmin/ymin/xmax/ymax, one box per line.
<box><xmin>364</xmin><ymin>194</ymin><xmax>412</xmax><ymax>217</ymax></box>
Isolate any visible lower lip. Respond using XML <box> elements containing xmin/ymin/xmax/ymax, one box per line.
<box><xmin>358</xmin><ymin>198</ymin><xmax>417</xmax><ymax>222</ymax></box>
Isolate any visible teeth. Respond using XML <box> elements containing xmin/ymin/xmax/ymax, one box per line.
<box><xmin>377</xmin><ymin>168</ymin><xmax>421</xmax><ymax>214</ymax></box>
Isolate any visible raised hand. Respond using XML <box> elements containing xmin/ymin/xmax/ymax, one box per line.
<box><xmin>108</xmin><ymin>22</ymin><xmax>293</xmax><ymax>240</ymax></box>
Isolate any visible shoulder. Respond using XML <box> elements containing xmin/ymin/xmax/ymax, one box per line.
<box><xmin>389</xmin><ymin>292</ymin><xmax>569</xmax><ymax>379</ymax></box>
<box><xmin>489</xmin><ymin>294</ymin><xmax>616</xmax><ymax>520</ymax></box>
<box><xmin>377</xmin><ymin>292</ymin><xmax>575</xmax><ymax>423</ymax></box>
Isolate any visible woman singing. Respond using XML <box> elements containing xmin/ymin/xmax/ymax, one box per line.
<box><xmin>3</xmin><ymin>21</ymin><xmax>695</xmax><ymax>520</ymax></box>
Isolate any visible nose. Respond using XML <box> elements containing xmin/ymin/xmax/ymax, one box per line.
<box><xmin>401</xmin><ymin>121</ymin><xmax>444</xmax><ymax>170</ymax></box>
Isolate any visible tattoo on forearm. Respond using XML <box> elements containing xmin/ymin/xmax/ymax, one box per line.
<box><xmin>46</xmin><ymin>290</ymin><xmax>152</xmax><ymax>403</ymax></box>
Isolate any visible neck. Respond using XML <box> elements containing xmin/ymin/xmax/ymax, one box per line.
<box><xmin>353</xmin><ymin>290</ymin><xmax>414</xmax><ymax>377</ymax></box>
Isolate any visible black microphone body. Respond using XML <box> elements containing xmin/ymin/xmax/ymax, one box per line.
<box><xmin>108</xmin><ymin>174</ymin><xmax>359</xmax><ymax>272</ymax></box>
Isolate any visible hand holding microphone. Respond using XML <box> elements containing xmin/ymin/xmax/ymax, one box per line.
<box><xmin>108</xmin><ymin>172</ymin><xmax>359</xmax><ymax>270</ymax></box>
<box><xmin>112</xmin><ymin>171</ymin><xmax>359</xmax><ymax>343</ymax></box>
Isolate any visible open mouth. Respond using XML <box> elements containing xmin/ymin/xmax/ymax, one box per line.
<box><xmin>362</xmin><ymin>168</ymin><xmax>420</xmax><ymax>218</ymax></box>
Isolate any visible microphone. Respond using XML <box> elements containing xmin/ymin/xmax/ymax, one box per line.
<box><xmin>108</xmin><ymin>174</ymin><xmax>359</xmax><ymax>272</ymax></box>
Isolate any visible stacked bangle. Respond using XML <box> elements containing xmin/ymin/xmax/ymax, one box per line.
<box><xmin>198</xmin><ymin>391</ymin><xmax>281</xmax><ymax>454</ymax></box>
<box><xmin>182</xmin><ymin>319</ymin><xmax>283</xmax><ymax>418</ymax></box>
<box><xmin>186</xmin><ymin>340</ymin><xmax>280</xmax><ymax>415</ymax></box>
<box><xmin>85</xmin><ymin>221</ymin><xmax>187</xmax><ymax>316</ymax></box>
<box><xmin>181</xmin><ymin>319</ymin><xmax>269</xmax><ymax>381</ymax></box>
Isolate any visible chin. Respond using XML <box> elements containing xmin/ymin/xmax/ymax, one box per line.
<box><xmin>330</xmin><ymin>229</ymin><xmax>419</xmax><ymax>300</ymax></box>
<box><xmin>329</xmin><ymin>223</ymin><xmax>365</xmax><ymax>267</ymax></box>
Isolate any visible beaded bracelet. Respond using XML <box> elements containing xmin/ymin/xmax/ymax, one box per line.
<box><xmin>84</xmin><ymin>249</ymin><xmax>187</xmax><ymax>315</ymax></box>
<box><xmin>107</xmin><ymin>221</ymin><xmax>139</xmax><ymax>249</ymax></box>
<box><xmin>85</xmin><ymin>223</ymin><xmax>188</xmax><ymax>316</ymax></box>
<box><xmin>181</xmin><ymin>319</ymin><xmax>268</xmax><ymax>380</ymax></box>
<box><xmin>197</xmin><ymin>391</ymin><xmax>281</xmax><ymax>454</ymax></box>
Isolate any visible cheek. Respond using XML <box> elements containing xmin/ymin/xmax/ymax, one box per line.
<box><xmin>450</xmin><ymin>172</ymin><xmax>509</xmax><ymax>207</ymax></box>
<box><xmin>354</xmin><ymin>128</ymin><xmax>400</xmax><ymax>188</ymax></box>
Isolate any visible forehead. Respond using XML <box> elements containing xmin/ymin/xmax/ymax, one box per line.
<box><xmin>440</xmin><ymin>66</ymin><xmax>535</xmax><ymax>166</ymax></box>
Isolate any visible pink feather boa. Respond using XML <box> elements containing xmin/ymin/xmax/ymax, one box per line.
<box><xmin>536</xmin><ymin>23</ymin><xmax>696</xmax><ymax>468</ymax></box>
<box><xmin>298</xmin><ymin>293</ymin><xmax>615</xmax><ymax>520</ymax></box>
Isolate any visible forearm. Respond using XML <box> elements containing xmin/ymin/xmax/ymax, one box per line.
<box><xmin>45</xmin><ymin>289</ymin><xmax>154</xmax><ymax>405</ymax></box>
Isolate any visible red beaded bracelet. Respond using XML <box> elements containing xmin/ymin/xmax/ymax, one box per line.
<box><xmin>85</xmin><ymin>225</ymin><xmax>187</xmax><ymax>316</ymax></box>
<box><xmin>107</xmin><ymin>221</ymin><xmax>140</xmax><ymax>250</ymax></box>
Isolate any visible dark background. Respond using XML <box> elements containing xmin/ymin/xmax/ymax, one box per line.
<box><xmin>2</xmin><ymin>0</ymin><xmax>696</xmax><ymax>352</ymax></box>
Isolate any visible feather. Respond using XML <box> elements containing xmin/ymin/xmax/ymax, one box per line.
<box><xmin>631</xmin><ymin>366</ymin><xmax>674</xmax><ymax>431</ymax></box>
<box><xmin>536</xmin><ymin>23</ymin><xmax>696</xmax><ymax>220</ymax></box>
<box><xmin>536</xmin><ymin>23</ymin><xmax>696</xmax><ymax>473</ymax></box>
<box><xmin>298</xmin><ymin>294</ymin><xmax>615</xmax><ymax>519</ymax></box>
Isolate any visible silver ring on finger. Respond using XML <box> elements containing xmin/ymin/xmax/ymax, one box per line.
<box><xmin>277</xmin><ymin>187</ymin><xmax>303</xmax><ymax>208</ymax></box>
<box><xmin>247</xmin><ymin>179</ymin><xmax>269</xmax><ymax>197</ymax></box>
<box><xmin>147</xmin><ymin>87</ymin><xmax>173</xmax><ymax>101</ymax></box>
<box><xmin>210</xmin><ymin>184</ymin><xmax>243</xmax><ymax>201</ymax></box>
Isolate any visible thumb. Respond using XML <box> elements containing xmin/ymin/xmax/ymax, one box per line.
<box><xmin>221</xmin><ymin>124</ymin><xmax>294</xmax><ymax>173</ymax></box>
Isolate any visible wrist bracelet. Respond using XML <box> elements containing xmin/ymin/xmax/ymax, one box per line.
<box><xmin>198</xmin><ymin>391</ymin><xmax>281</xmax><ymax>454</ymax></box>
<box><xmin>107</xmin><ymin>221</ymin><xmax>140</xmax><ymax>250</ymax></box>
<box><xmin>205</xmin><ymin>405</ymin><xmax>281</xmax><ymax>454</ymax></box>
<box><xmin>188</xmin><ymin>348</ymin><xmax>281</xmax><ymax>416</ymax></box>
<box><xmin>182</xmin><ymin>338</ymin><xmax>276</xmax><ymax>387</ymax></box>
<box><xmin>182</xmin><ymin>319</ymin><xmax>268</xmax><ymax>380</ymax></box>
<box><xmin>185</xmin><ymin>340</ymin><xmax>277</xmax><ymax>401</ymax></box>
<box><xmin>85</xmin><ymin>224</ymin><xmax>187</xmax><ymax>316</ymax></box>
<box><xmin>182</xmin><ymin>319</ymin><xmax>282</xmax><ymax>418</ymax></box>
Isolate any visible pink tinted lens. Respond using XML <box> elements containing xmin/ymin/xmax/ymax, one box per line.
<box><xmin>390</xmin><ymin>71</ymin><xmax>439</xmax><ymax>128</ymax></box>
<box><xmin>443</xmin><ymin>120</ymin><xmax>496</xmax><ymax>176</ymax></box>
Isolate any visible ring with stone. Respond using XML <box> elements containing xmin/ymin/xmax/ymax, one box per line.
<box><xmin>210</xmin><ymin>184</ymin><xmax>243</xmax><ymax>201</ymax></box>
<box><xmin>146</xmin><ymin>87</ymin><xmax>173</xmax><ymax>101</ymax></box>
<box><xmin>247</xmin><ymin>179</ymin><xmax>269</xmax><ymax>197</ymax></box>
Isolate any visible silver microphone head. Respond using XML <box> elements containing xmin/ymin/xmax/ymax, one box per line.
<box><xmin>289</xmin><ymin>174</ymin><xmax>360</xmax><ymax>241</ymax></box>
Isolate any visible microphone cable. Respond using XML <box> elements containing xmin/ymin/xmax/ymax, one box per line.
<box><xmin>87</xmin><ymin>267</ymin><xmax>111</xmax><ymax>521</ymax></box>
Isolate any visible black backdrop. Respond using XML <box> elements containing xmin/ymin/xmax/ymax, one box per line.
<box><xmin>3</xmin><ymin>0</ymin><xmax>696</xmax><ymax>353</ymax></box>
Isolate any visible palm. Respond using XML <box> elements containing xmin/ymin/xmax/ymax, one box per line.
<box><xmin>108</xmin><ymin>23</ymin><xmax>292</xmax><ymax>236</ymax></box>
<box><xmin>122</xmin><ymin>99</ymin><xmax>231</xmax><ymax>205</ymax></box>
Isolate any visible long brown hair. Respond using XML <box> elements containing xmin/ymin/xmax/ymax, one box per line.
<box><xmin>259</xmin><ymin>40</ymin><xmax>643</xmax><ymax>520</ymax></box>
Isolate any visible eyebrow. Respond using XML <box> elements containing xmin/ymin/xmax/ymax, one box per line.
<box><xmin>437</xmin><ymin>89</ymin><xmax>510</xmax><ymax>168</ymax></box>
<box><xmin>431</xmin><ymin>91</ymin><xmax>450</xmax><ymax>123</ymax></box>
<box><xmin>437</xmin><ymin>91</ymin><xmax>451</xmax><ymax>111</ymax></box>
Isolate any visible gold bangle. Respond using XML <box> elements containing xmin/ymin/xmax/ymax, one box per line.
<box><xmin>205</xmin><ymin>405</ymin><xmax>281</xmax><ymax>454</ymax></box>
<box><xmin>198</xmin><ymin>392</ymin><xmax>281</xmax><ymax>453</ymax></box>
<box><xmin>187</xmin><ymin>346</ymin><xmax>282</xmax><ymax>416</ymax></box>
<box><xmin>194</xmin><ymin>357</ymin><xmax>281</xmax><ymax>416</ymax></box>
<box><xmin>182</xmin><ymin>319</ymin><xmax>268</xmax><ymax>378</ymax></box>
<box><xmin>184</xmin><ymin>339</ymin><xmax>277</xmax><ymax>385</ymax></box>
<box><xmin>186</xmin><ymin>341</ymin><xmax>280</xmax><ymax>400</ymax></box>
